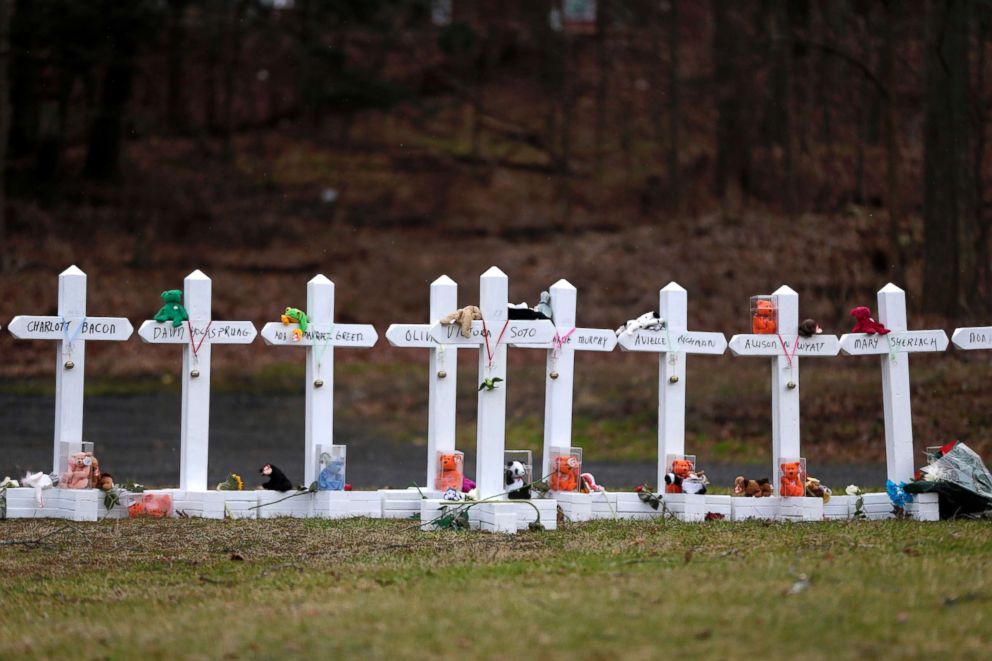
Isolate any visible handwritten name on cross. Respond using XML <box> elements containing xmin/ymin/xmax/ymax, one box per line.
<box><xmin>8</xmin><ymin>265</ymin><xmax>134</xmax><ymax>473</ymax></box>
<box><xmin>508</xmin><ymin>279</ymin><xmax>617</xmax><ymax>477</ymax></box>
<box><xmin>616</xmin><ymin>282</ymin><xmax>727</xmax><ymax>488</ymax></box>
<box><xmin>429</xmin><ymin>267</ymin><xmax>555</xmax><ymax>498</ymax></box>
<box><xmin>260</xmin><ymin>275</ymin><xmax>378</xmax><ymax>484</ymax></box>
<box><xmin>728</xmin><ymin>285</ymin><xmax>840</xmax><ymax>490</ymax></box>
<box><xmin>840</xmin><ymin>283</ymin><xmax>948</xmax><ymax>483</ymax></box>
<box><xmin>384</xmin><ymin>275</ymin><xmax>459</xmax><ymax>489</ymax></box>
<box><xmin>137</xmin><ymin>270</ymin><xmax>257</xmax><ymax>491</ymax></box>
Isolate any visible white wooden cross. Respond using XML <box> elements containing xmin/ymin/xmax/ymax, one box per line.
<box><xmin>260</xmin><ymin>275</ymin><xmax>378</xmax><ymax>485</ymax></box>
<box><xmin>137</xmin><ymin>270</ymin><xmax>257</xmax><ymax>491</ymax></box>
<box><xmin>616</xmin><ymin>282</ymin><xmax>727</xmax><ymax>488</ymax></box>
<box><xmin>508</xmin><ymin>279</ymin><xmax>617</xmax><ymax>477</ymax></box>
<box><xmin>840</xmin><ymin>283</ymin><xmax>948</xmax><ymax>483</ymax></box>
<box><xmin>430</xmin><ymin>267</ymin><xmax>555</xmax><ymax>498</ymax></box>
<box><xmin>728</xmin><ymin>285</ymin><xmax>840</xmax><ymax>490</ymax></box>
<box><xmin>8</xmin><ymin>265</ymin><xmax>134</xmax><ymax>473</ymax></box>
<box><xmin>384</xmin><ymin>275</ymin><xmax>459</xmax><ymax>489</ymax></box>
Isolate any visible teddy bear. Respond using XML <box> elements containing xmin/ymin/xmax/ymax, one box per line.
<box><xmin>733</xmin><ymin>476</ymin><xmax>774</xmax><ymax>497</ymax></box>
<box><xmin>752</xmin><ymin>300</ymin><xmax>777</xmax><ymax>334</ymax></box>
<box><xmin>804</xmin><ymin>476</ymin><xmax>831</xmax><ymax>502</ymax></box>
<box><xmin>580</xmin><ymin>472</ymin><xmax>604</xmax><ymax>493</ymax></box>
<box><xmin>850</xmin><ymin>306</ymin><xmax>890</xmax><ymax>335</ymax></box>
<box><xmin>154</xmin><ymin>290</ymin><xmax>189</xmax><ymax>328</ymax></box>
<box><xmin>318</xmin><ymin>454</ymin><xmax>345</xmax><ymax>491</ymax></box>
<box><xmin>505</xmin><ymin>460</ymin><xmax>530</xmax><ymax>499</ymax></box>
<box><xmin>664</xmin><ymin>458</ymin><xmax>695</xmax><ymax>494</ymax></box>
<box><xmin>96</xmin><ymin>473</ymin><xmax>115</xmax><ymax>492</ymax></box>
<box><xmin>281</xmin><ymin>307</ymin><xmax>309</xmax><ymax>341</ymax></box>
<box><xmin>60</xmin><ymin>452</ymin><xmax>101</xmax><ymax>489</ymax></box>
<box><xmin>440</xmin><ymin>306</ymin><xmax>482</xmax><ymax>338</ymax></box>
<box><xmin>549</xmin><ymin>455</ymin><xmax>580</xmax><ymax>492</ymax></box>
<box><xmin>435</xmin><ymin>453</ymin><xmax>463</xmax><ymax>491</ymax></box>
<box><xmin>779</xmin><ymin>462</ymin><xmax>805</xmax><ymax>497</ymax></box>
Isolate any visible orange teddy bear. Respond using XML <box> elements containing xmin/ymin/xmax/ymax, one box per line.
<box><xmin>665</xmin><ymin>458</ymin><xmax>694</xmax><ymax>494</ymax></box>
<box><xmin>752</xmin><ymin>300</ymin><xmax>777</xmax><ymax>334</ymax></box>
<box><xmin>549</xmin><ymin>455</ymin><xmax>579</xmax><ymax>492</ymax></box>
<box><xmin>779</xmin><ymin>462</ymin><xmax>805</xmax><ymax>497</ymax></box>
<box><xmin>435</xmin><ymin>453</ymin><xmax>463</xmax><ymax>491</ymax></box>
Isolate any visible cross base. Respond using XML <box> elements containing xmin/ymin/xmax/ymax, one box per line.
<box><xmin>419</xmin><ymin>498</ymin><xmax>558</xmax><ymax>533</ymax></box>
<box><xmin>730</xmin><ymin>496</ymin><xmax>824</xmax><ymax>521</ymax></box>
<box><xmin>822</xmin><ymin>493</ymin><xmax>939</xmax><ymax>521</ymax></box>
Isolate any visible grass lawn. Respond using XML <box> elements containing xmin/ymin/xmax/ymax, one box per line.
<box><xmin>2</xmin><ymin>517</ymin><xmax>991</xmax><ymax>659</ymax></box>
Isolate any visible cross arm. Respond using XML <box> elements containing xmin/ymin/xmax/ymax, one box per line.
<box><xmin>509</xmin><ymin>327</ymin><xmax>618</xmax><ymax>351</ymax></box>
<box><xmin>839</xmin><ymin>330</ymin><xmax>948</xmax><ymax>355</ymax></box>
<box><xmin>619</xmin><ymin>329</ymin><xmax>727</xmax><ymax>354</ymax></box>
<box><xmin>951</xmin><ymin>327</ymin><xmax>992</xmax><ymax>351</ymax></box>
<box><xmin>8</xmin><ymin>315</ymin><xmax>134</xmax><ymax>341</ymax></box>
<box><xmin>429</xmin><ymin>319</ymin><xmax>555</xmax><ymax>345</ymax></box>
<box><xmin>138</xmin><ymin>320</ymin><xmax>258</xmax><ymax>344</ymax></box>
<box><xmin>261</xmin><ymin>322</ymin><xmax>377</xmax><ymax>347</ymax></box>
<box><xmin>384</xmin><ymin>323</ymin><xmax>436</xmax><ymax>348</ymax></box>
<box><xmin>729</xmin><ymin>334</ymin><xmax>839</xmax><ymax>357</ymax></box>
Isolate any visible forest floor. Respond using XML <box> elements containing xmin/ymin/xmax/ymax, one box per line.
<box><xmin>1</xmin><ymin>517</ymin><xmax>991</xmax><ymax>659</ymax></box>
<box><xmin>2</xmin><ymin>130</ymin><xmax>991</xmax><ymax>466</ymax></box>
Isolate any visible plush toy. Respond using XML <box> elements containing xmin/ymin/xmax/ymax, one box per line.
<box><xmin>665</xmin><ymin>458</ymin><xmax>694</xmax><ymax>494</ymax></box>
<box><xmin>281</xmin><ymin>307</ymin><xmax>309</xmax><ymax>341</ymax></box>
<box><xmin>535</xmin><ymin>291</ymin><xmax>554</xmax><ymax>321</ymax></box>
<box><xmin>22</xmin><ymin>471</ymin><xmax>54</xmax><ymax>506</ymax></box>
<box><xmin>616</xmin><ymin>311</ymin><xmax>665</xmax><ymax>337</ymax></box>
<box><xmin>505</xmin><ymin>461</ymin><xmax>530</xmax><ymax>499</ymax></box>
<box><xmin>665</xmin><ymin>466</ymin><xmax>709</xmax><ymax>495</ymax></box>
<box><xmin>260</xmin><ymin>464</ymin><xmax>293</xmax><ymax>492</ymax></box>
<box><xmin>436</xmin><ymin>453</ymin><xmax>463</xmax><ymax>491</ymax></box>
<box><xmin>442</xmin><ymin>487</ymin><xmax>462</xmax><ymax>501</ymax></box>
<box><xmin>128</xmin><ymin>493</ymin><xmax>173</xmax><ymax>519</ymax></box>
<box><xmin>779</xmin><ymin>462</ymin><xmax>805</xmax><ymax>497</ymax></box>
<box><xmin>154</xmin><ymin>290</ymin><xmax>189</xmax><ymax>328</ymax></box>
<box><xmin>96</xmin><ymin>473</ymin><xmax>115</xmax><ymax>492</ymax></box>
<box><xmin>805</xmin><ymin>476</ymin><xmax>831</xmax><ymax>503</ymax></box>
<box><xmin>440</xmin><ymin>306</ymin><xmax>482</xmax><ymax>338</ymax></box>
<box><xmin>318</xmin><ymin>453</ymin><xmax>345</xmax><ymax>491</ymax></box>
<box><xmin>850</xmin><ymin>306</ymin><xmax>890</xmax><ymax>335</ymax></box>
<box><xmin>798</xmin><ymin>319</ymin><xmax>822</xmax><ymax>338</ymax></box>
<box><xmin>60</xmin><ymin>452</ymin><xmax>101</xmax><ymax>489</ymax></box>
<box><xmin>752</xmin><ymin>300</ymin><xmax>777</xmax><ymax>334</ymax></box>
<box><xmin>733</xmin><ymin>476</ymin><xmax>774</xmax><ymax>497</ymax></box>
<box><xmin>580</xmin><ymin>472</ymin><xmax>604</xmax><ymax>493</ymax></box>
<box><xmin>549</xmin><ymin>455</ymin><xmax>580</xmax><ymax>492</ymax></box>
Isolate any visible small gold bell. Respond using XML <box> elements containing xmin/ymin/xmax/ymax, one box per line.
<box><xmin>437</xmin><ymin>370</ymin><xmax>447</xmax><ymax>379</ymax></box>
<box><xmin>64</xmin><ymin>360</ymin><xmax>75</xmax><ymax>370</ymax></box>
<box><xmin>669</xmin><ymin>375</ymin><xmax>679</xmax><ymax>384</ymax></box>
<box><xmin>787</xmin><ymin>381</ymin><xmax>797</xmax><ymax>390</ymax></box>
<box><xmin>314</xmin><ymin>379</ymin><xmax>324</xmax><ymax>388</ymax></box>
<box><xmin>550</xmin><ymin>371</ymin><xmax>559</xmax><ymax>380</ymax></box>
<box><xmin>190</xmin><ymin>369</ymin><xmax>200</xmax><ymax>378</ymax></box>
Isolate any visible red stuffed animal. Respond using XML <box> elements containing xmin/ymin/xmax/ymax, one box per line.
<box><xmin>752</xmin><ymin>300</ymin><xmax>778</xmax><ymax>334</ymax></box>
<box><xmin>665</xmin><ymin>458</ymin><xmax>694</xmax><ymax>494</ymax></box>
<box><xmin>850</xmin><ymin>306</ymin><xmax>890</xmax><ymax>335</ymax></box>
<box><xmin>550</xmin><ymin>455</ymin><xmax>580</xmax><ymax>492</ymax></box>
<box><xmin>779</xmin><ymin>462</ymin><xmax>805</xmax><ymax>497</ymax></box>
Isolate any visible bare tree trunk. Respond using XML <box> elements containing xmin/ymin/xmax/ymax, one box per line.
<box><xmin>668</xmin><ymin>0</ymin><xmax>681</xmax><ymax>213</ymax></box>
<box><xmin>221</xmin><ymin>0</ymin><xmax>246</xmax><ymax>162</ymax></box>
<box><xmin>767</xmin><ymin>0</ymin><xmax>794</xmax><ymax>213</ymax></box>
<box><xmin>0</xmin><ymin>0</ymin><xmax>10</xmax><ymax>272</ymax></box>
<box><xmin>713</xmin><ymin>0</ymin><xmax>751</xmax><ymax>209</ymax></box>
<box><xmin>974</xmin><ymin>4</ymin><xmax>990</xmax><ymax>310</ymax></box>
<box><xmin>923</xmin><ymin>0</ymin><xmax>975</xmax><ymax>317</ymax></box>
<box><xmin>594</xmin><ymin>0</ymin><xmax>608</xmax><ymax>178</ymax></box>
<box><xmin>166</xmin><ymin>0</ymin><xmax>190</xmax><ymax>134</ymax></box>
<box><xmin>883</xmin><ymin>0</ymin><xmax>905</xmax><ymax>284</ymax></box>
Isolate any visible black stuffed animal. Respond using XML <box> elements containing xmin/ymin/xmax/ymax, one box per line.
<box><xmin>260</xmin><ymin>464</ymin><xmax>293</xmax><ymax>492</ymax></box>
<box><xmin>505</xmin><ymin>460</ymin><xmax>531</xmax><ymax>500</ymax></box>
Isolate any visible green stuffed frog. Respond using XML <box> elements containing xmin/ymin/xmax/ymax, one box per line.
<box><xmin>281</xmin><ymin>307</ymin><xmax>309</xmax><ymax>341</ymax></box>
<box><xmin>154</xmin><ymin>290</ymin><xmax>189</xmax><ymax>328</ymax></box>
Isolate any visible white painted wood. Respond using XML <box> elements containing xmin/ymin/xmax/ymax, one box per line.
<box><xmin>838</xmin><ymin>284</ymin><xmax>946</xmax><ymax>484</ymax></box>
<box><xmin>138</xmin><ymin>270</ymin><xmax>258</xmax><ymax>491</ymax></box>
<box><xmin>951</xmin><ymin>327</ymin><xmax>992</xmax><ymax>350</ymax></box>
<box><xmin>616</xmin><ymin>282</ymin><xmax>728</xmax><ymax>491</ymax></box>
<box><xmin>476</xmin><ymin>266</ymin><xmax>509</xmax><ymax>498</ymax></box>
<box><xmin>429</xmin><ymin>319</ymin><xmax>556</xmax><ymax>345</ymax></box>
<box><xmin>727</xmin><ymin>286</ymin><xmax>841</xmax><ymax>490</ymax></box>
<box><xmin>7</xmin><ymin>266</ymin><xmax>134</xmax><ymax>473</ymax></box>
<box><xmin>506</xmin><ymin>279</ymin><xmax>618</xmax><ymax>477</ymax></box>
<box><xmin>258</xmin><ymin>275</ymin><xmax>379</xmax><ymax>484</ymax></box>
<box><xmin>383</xmin><ymin>275</ymin><xmax>459</xmax><ymax>488</ymax></box>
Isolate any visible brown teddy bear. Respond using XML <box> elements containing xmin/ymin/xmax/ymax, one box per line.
<box><xmin>440</xmin><ymin>306</ymin><xmax>482</xmax><ymax>338</ymax></box>
<box><xmin>733</xmin><ymin>476</ymin><xmax>774</xmax><ymax>497</ymax></box>
<box><xmin>97</xmin><ymin>473</ymin><xmax>115</xmax><ymax>492</ymax></box>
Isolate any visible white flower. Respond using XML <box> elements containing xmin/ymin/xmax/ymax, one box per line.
<box><xmin>845</xmin><ymin>485</ymin><xmax>862</xmax><ymax>496</ymax></box>
<box><xmin>0</xmin><ymin>476</ymin><xmax>19</xmax><ymax>488</ymax></box>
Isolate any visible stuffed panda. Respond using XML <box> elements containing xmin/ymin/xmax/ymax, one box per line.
<box><xmin>616</xmin><ymin>311</ymin><xmax>666</xmax><ymax>337</ymax></box>
<box><xmin>505</xmin><ymin>461</ymin><xmax>530</xmax><ymax>500</ymax></box>
<box><xmin>664</xmin><ymin>471</ymin><xmax>708</xmax><ymax>495</ymax></box>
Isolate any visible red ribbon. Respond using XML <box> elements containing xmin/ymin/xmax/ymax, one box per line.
<box><xmin>552</xmin><ymin>327</ymin><xmax>577</xmax><ymax>356</ymax></box>
<box><xmin>187</xmin><ymin>320</ymin><xmax>213</xmax><ymax>357</ymax></box>
<box><xmin>776</xmin><ymin>332</ymin><xmax>799</xmax><ymax>368</ymax></box>
<box><xmin>481</xmin><ymin>317</ymin><xmax>510</xmax><ymax>369</ymax></box>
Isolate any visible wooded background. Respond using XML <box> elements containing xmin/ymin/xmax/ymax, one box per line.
<box><xmin>0</xmin><ymin>0</ymin><xmax>989</xmax><ymax>323</ymax></box>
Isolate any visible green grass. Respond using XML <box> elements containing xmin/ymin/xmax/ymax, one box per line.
<box><xmin>2</xmin><ymin>518</ymin><xmax>991</xmax><ymax>659</ymax></box>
